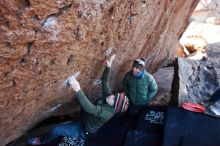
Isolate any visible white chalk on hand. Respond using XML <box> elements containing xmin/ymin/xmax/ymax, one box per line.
<box><xmin>62</xmin><ymin>71</ymin><xmax>80</xmax><ymax>88</ymax></box>
<box><xmin>105</xmin><ymin>47</ymin><xmax>114</xmax><ymax>56</ymax></box>
<box><xmin>107</xmin><ymin>54</ymin><xmax>116</xmax><ymax>67</ymax></box>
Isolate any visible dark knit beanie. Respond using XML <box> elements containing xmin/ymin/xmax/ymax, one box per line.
<box><xmin>133</xmin><ymin>58</ymin><xmax>146</xmax><ymax>70</ymax></box>
<box><xmin>114</xmin><ymin>92</ymin><xmax>129</xmax><ymax>112</ymax></box>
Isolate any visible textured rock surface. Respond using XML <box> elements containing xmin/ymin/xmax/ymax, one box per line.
<box><xmin>206</xmin><ymin>43</ymin><xmax>220</xmax><ymax>58</ymax></box>
<box><xmin>0</xmin><ymin>0</ymin><xmax>199</xmax><ymax>145</ymax></box>
<box><xmin>171</xmin><ymin>57</ymin><xmax>220</xmax><ymax>106</ymax></box>
<box><xmin>150</xmin><ymin>67</ymin><xmax>174</xmax><ymax>106</ymax></box>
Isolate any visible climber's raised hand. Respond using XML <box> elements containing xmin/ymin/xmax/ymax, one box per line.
<box><xmin>106</xmin><ymin>54</ymin><xmax>116</xmax><ymax>68</ymax></box>
<box><xmin>68</xmin><ymin>76</ymin><xmax>81</xmax><ymax>92</ymax></box>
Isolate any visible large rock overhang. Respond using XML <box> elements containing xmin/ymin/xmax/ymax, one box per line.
<box><xmin>0</xmin><ymin>0</ymin><xmax>199</xmax><ymax>145</ymax></box>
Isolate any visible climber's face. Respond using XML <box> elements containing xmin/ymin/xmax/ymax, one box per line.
<box><xmin>133</xmin><ymin>67</ymin><xmax>141</xmax><ymax>74</ymax></box>
<box><xmin>106</xmin><ymin>95</ymin><xmax>115</xmax><ymax>106</ymax></box>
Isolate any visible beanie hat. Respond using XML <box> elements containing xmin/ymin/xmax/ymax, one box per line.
<box><xmin>114</xmin><ymin>92</ymin><xmax>129</xmax><ymax>112</ymax></box>
<box><xmin>133</xmin><ymin>58</ymin><xmax>146</xmax><ymax>70</ymax></box>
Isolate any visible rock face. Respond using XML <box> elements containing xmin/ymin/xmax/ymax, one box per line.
<box><xmin>206</xmin><ymin>43</ymin><xmax>220</xmax><ymax>59</ymax></box>
<box><xmin>183</xmin><ymin>35</ymin><xmax>207</xmax><ymax>53</ymax></box>
<box><xmin>0</xmin><ymin>0</ymin><xmax>199</xmax><ymax>145</ymax></box>
<box><xmin>171</xmin><ymin>57</ymin><xmax>220</xmax><ymax>106</ymax></box>
<box><xmin>150</xmin><ymin>67</ymin><xmax>174</xmax><ymax>106</ymax></box>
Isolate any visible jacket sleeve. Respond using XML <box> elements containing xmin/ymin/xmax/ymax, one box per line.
<box><xmin>122</xmin><ymin>73</ymin><xmax>129</xmax><ymax>94</ymax></box>
<box><xmin>101</xmin><ymin>67</ymin><xmax>111</xmax><ymax>97</ymax></box>
<box><xmin>76</xmin><ymin>90</ymin><xmax>113</xmax><ymax>119</ymax></box>
<box><xmin>147</xmin><ymin>74</ymin><xmax>158</xmax><ymax>101</ymax></box>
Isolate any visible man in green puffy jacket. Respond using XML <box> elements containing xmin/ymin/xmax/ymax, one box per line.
<box><xmin>28</xmin><ymin>55</ymin><xmax>129</xmax><ymax>145</ymax></box>
<box><xmin>123</xmin><ymin>58</ymin><xmax>158</xmax><ymax>115</ymax></box>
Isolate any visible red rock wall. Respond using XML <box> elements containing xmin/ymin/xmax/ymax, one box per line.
<box><xmin>0</xmin><ymin>0</ymin><xmax>198</xmax><ymax>145</ymax></box>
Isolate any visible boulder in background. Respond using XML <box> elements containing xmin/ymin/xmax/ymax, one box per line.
<box><xmin>171</xmin><ymin>57</ymin><xmax>220</xmax><ymax>106</ymax></box>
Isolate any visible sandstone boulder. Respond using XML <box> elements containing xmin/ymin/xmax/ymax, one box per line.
<box><xmin>0</xmin><ymin>0</ymin><xmax>199</xmax><ymax>145</ymax></box>
<box><xmin>183</xmin><ymin>35</ymin><xmax>207</xmax><ymax>53</ymax></box>
<box><xmin>175</xmin><ymin>42</ymin><xmax>189</xmax><ymax>57</ymax></box>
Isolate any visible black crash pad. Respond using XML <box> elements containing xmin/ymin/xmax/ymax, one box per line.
<box><xmin>124</xmin><ymin>106</ymin><xmax>166</xmax><ymax>146</ymax></box>
<box><xmin>84</xmin><ymin>114</ymin><xmax>133</xmax><ymax>146</ymax></box>
<box><xmin>163</xmin><ymin>107</ymin><xmax>220</xmax><ymax>146</ymax></box>
<box><xmin>27</xmin><ymin>137</ymin><xmax>85</xmax><ymax>146</ymax></box>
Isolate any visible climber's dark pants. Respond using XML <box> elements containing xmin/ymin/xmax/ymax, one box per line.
<box><xmin>40</xmin><ymin>120</ymin><xmax>85</xmax><ymax>144</ymax></box>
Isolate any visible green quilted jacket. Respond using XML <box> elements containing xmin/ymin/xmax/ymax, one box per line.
<box><xmin>75</xmin><ymin>67</ymin><xmax>116</xmax><ymax>134</ymax></box>
<box><xmin>123</xmin><ymin>71</ymin><xmax>158</xmax><ymax>106</ymax></box>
